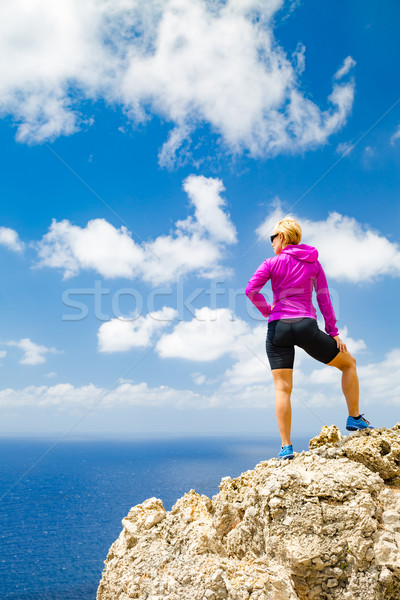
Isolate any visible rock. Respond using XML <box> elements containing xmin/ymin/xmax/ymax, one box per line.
<box><xmin>340</xmin><ymin>427</ymin><xmax>400</xmax><ymax>484</ymax></box>
<box><xmin>382</xmin><ymin>510</ymin><xmax>399</xmax><ymax>524</ymax></box>
<box><xmin>309</xmin><ymin>424</ymin><xmax>342</xmax><ymax>449</ymax></box>
<box><xmin>97</xmin><ymin>426</ymin><xmax>400</xmax><ymax>600</ymax></box>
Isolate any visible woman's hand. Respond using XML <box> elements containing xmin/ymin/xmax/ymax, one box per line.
<box><xmin>333</xmin><ymin>336</ymin><xmax>347</xmax><ymax>352</ymax></box>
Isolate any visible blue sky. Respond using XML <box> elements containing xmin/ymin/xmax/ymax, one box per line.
<box><xmin>0</xmin><ymin>0</ymin><xmax>399</xmax><ymax>438</ymax></box>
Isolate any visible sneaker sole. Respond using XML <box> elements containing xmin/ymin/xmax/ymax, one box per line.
<box><xmin>346</xmin><ymin>425</ymin><xmax>374</xmax><ymax>431</ymax></box>
<box><xmin>278</xmin><ymin>455</ymin><xmax>294</xmax><ymax>460</ymax></box>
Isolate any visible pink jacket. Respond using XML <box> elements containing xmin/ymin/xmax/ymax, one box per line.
<box><xmin>245</xmin><ymin>244</ymin><xmax>339</xmax><ymax>337</ymax></box>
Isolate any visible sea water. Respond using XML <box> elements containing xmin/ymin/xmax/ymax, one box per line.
<box><xmin>0</xmin><ymin>435</ymin><xmax>309</xmax><ymax>600</ymax></box>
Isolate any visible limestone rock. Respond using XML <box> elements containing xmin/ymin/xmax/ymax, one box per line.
<box><xmin>313</xmin><ymin>425</ymin><xmax>400</xmax><ymax>484</ymax></box>
<box><xmin>97</xmin><ymin>426</ymin><xmax>400</xmax><ymax>600</ymax></box>
<box><xmin>309</xmin><ymin>425</ymin><xmax>342</xmax><ymax>449</ymax></box>
<box><xmin>341</xmin><ymin>428</ymin><xmax>400</xmax><ymax>484</ymax></box>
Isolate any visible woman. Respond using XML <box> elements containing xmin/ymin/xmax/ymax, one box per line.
<box><xmin>245</xmin><ymin>216</ymin><xmax>373</xmax><ymax>459</ymax></box>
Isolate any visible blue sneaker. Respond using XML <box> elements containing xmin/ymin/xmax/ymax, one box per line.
<box><xmin>346</xmin><ymin>414</ymin><xmax>374</xmax><ymax>431</ymax></box>
<box><xmin>278</xmin><ymin>444</ymin><xmax>294</xmax><ymax>459</ymax></box>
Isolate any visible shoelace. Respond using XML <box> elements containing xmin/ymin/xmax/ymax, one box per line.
<box><xmin>360</xmin><ymin>413</ymin><xmax>371</xmax><ymax>425</ymax></box>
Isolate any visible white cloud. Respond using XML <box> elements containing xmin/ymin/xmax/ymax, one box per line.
<box><xmin>0</xmin><ymin>380</ymin><xmax>208</xmax><ymax>409</ymax></box>
<box><xmin>0</xmin><ymin>350</ymin><xmax>7</xmax><ymax>359</ymax></box>
<box><xmin>98</xmin><ymin>307</ymin><xmax>177</xmax><ymax>353</ymax></box>
<box><xmin>36</xmin><ymin>218</ymin><xmax>144</xmax><ymax>279</ymax></box>
<box><xmin>6</xmin><ymin>338</ymin><xmax>59</xmax><ymax>365</ymax></box>
<box><xmin>390</xmin><ymin>125</ymin><xmax>400</xmax><ymax>145</ymax></box>
<box><xmin>256</xmin><ymin>201</ymin><xmax>400</xmax><ymax>282</ymax></box>
<box><xmin>36</xmin><ymin>175</ymin><xmax>237</xmax><ymax>283</ymax></box>
<box><xmin>182</xmin><ymin>176</ymin><xmax>237</xmax><ymax>244</ymax></box>
<box><xmin>0</xmin><ymin>227</ymin><xmax>24</xmax><ymax>253</ymax></box>
<box><xmin>302</xmin><ymin>213</ymin><xmax>400</xmax><ymax>282</ymax></box>
<box><xmin>156</xmin><ymin>307</ymin><xmax>251</xmax><ymax>361</ymax></box>
<box><xmin>334</xmin><ymin>56</ymin><xmax>356</xmax><ymax>80</ymax></box>
<box><xmin>1</xmin><ymin>322</ymin><xmax>398</xmax><ymax>412</ymax></box>
<box><xmin>223</xmin><ymin>354</ymin><xmax>268</xmax><ymax>387</ymax></box>
<box><xmin>0</xmin><ymin>0</ymin><xmax>355</xmax><ymax>165</ymax></box>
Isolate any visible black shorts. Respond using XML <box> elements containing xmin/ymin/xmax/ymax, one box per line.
<box><xmin>266</xmin><ymin>317</ymin><xmax>339</xmax><ymax>370</ymax></box>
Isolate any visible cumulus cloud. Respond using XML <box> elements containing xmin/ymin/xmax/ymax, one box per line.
<box><xmin>2</xmin><ymin>334</ymin><xmax>395</xmax><ymax>412</ymax></box>
<box><xmin>6</xmin><ymin>338</ymin><xmax>59</xmax><ymax>365</ymax></box>
<box><xmin>1</xmin><ymin>317</ymin><xmax>397</xmax><ymax>412</ymax></box>
<box><xmin>182</xmin><ymin>176</ymin><xmax>237</xmax><ymax>244</ymax></box>
<box><xmin>0</xmin><ymin>380</ymin><xmax>208</xmax><ymax>409</ymax></box>
<box><xmin>156</xmin><ymin>307</ymin><xmax>252</xmax><ymax>361</ymax></box>
<box><xmin>36</xmin><ymin>175</ymin><xmax>237</xmax><ymax>283</ymax></box>
<box><xmin>302</xmin><ymin>213</ymin><xmax>400</xmax><ymax>282</ymax></box>
<box><xmin>37</xmin><ymin>218</ymin><xmax>144</xmax><ymax>279</ymax></box>
<box><xmin>223</xmin><ymin>354</ymin><xmax>269</xmax><ymax>388</ymax></box>
<box><xmin>0</xmin><ymin>227</ymin><xmax>24</xmax><ymax>253</ymax></box>
<box><xmin>256</xmin><ymin>201</ymin><xmax>400</xmax><ymax>282</ymax></box>
<box><xmin>98</xmin><ymin>307</ymin><xmax>177</xmax><ymax>353</ymax></box>
<box><xmin>0</xmin><ymin>0</ymin><xmax>355</xmax><ymax>165</ymax></box>
<box><xmin>104</xmin><ymin>305</ymin><xmax>273</xmax><ymax>406</ymax></box>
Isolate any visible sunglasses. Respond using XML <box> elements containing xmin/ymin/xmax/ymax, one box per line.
<box><xmin>270</xmin><ymin>233</ymin><xmax>280</xmax><ymax>243</ymax></box>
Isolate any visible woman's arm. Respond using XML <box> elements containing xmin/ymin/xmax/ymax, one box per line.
<box><xmin>245</xmin><ymin>260</ymin><xmax>272</xmax><ymax>318</ymax></box>
<box><xmin>314</xmin><ymin>263</ymin><xmax>339</xmax><ymax>337</ymax></box>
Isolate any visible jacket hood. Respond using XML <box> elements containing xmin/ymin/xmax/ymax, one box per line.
<box><xmin>281</xmin><ymin>244</ymin><xmax>319</xmax><ymax>262</ymax></box>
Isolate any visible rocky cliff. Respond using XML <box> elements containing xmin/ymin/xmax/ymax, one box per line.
<box><xmin>97</xmin><ymin>426</ymin><xmax>400</xmax><ymax>600</ymax></box>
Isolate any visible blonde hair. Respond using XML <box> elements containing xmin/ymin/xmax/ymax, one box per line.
<box><xmin>273</xmin><ymin>216</ymin><xmax>302</xmax><ymax>245</ymax></box>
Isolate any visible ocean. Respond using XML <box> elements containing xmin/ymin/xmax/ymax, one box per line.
<box><xmin>0</xmin><ymin>435</ymin><xmax>309</xmax><ymax>600</ymax></box>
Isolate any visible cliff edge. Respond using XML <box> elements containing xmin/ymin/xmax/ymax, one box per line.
<box><xmin>97</xmin><ymin>425</ymin><xmax>400</xmax><ymax>600</ymax></box>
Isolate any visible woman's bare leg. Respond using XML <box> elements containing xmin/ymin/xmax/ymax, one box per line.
<box><xmin>327</xmin><ymin>351</ymin><xmax>359</xmax><ymax>416</ymax></box>
<box><xmin>271</xmin><ymin>369</ymin><xmax>293</xmax><ymax>446</ymax></box>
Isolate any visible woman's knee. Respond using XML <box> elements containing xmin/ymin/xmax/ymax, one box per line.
<box><xmin>343</xmin><ymin>352</ymin><xmax>356</xmax><ymax>369</ymax></box>
<box><xmin>328</xmin><ymin>350</ymin><xmax>356</xmax><ymax>371</ymax></box>
<box><xmin>272</xmin><ymin>369</ymin><xmax>293</xmax><ymax>393</ymax></box>
<box><xmin>276</xmin><ymin>381</ymin><xmax>293</xmax><ymax>394</ymax></box>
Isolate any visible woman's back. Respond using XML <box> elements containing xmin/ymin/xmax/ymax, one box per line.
<box><xmin>267</xmin><ymin>243</ymin><xmax>321</xmax><ymax>319</ymax></box>
<box><xmin>246</xmin><ymin>242</ymin><xmax>338</xmax><ymax>336</ymax></box>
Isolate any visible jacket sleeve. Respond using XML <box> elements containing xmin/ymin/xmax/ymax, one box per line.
<box><xmin>314</xmin><ymin>263</ymin><xmax>339</xmax><ymax>337</ymax></box>
<box><xmin>245</xmin><ymin>260</ymin><xmax>272</xmax><ymax>318</ymax></box>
